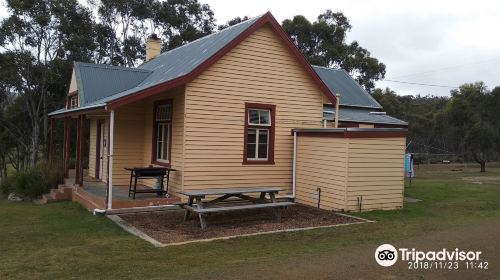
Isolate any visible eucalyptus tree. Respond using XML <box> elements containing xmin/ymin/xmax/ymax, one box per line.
<box><xmin>0</xmin><ymin>0</ymin><xmax>95</xmax><ymax>165</ymax></box>
<box><xmin>282</xmin><ymin>10</ymin><xmax>386</xmax><ymax>91</ymax></box>
<box><xmin>91</xmin><ymin>0</ymin><xmax>215</xmax><ymax>66</ymax></box>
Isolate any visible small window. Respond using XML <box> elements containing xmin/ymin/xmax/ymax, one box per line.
<box><xmin>323</xmin><ymin>105</ymin><xmax>335</xmax><ymax>120</ymax></box>
<box><xmin>243</xmin><ymin>103</ymin><xmax>275</xmax><ymax>164</ymax></box>
<box><xmin>153</xmin><ymin>101</ymin><xmax>172</xmax><ymax>165</ymax></box>
<box><xmin>69</xmin><ymin>95</ymin><xmax>78</xmax><ymax>109</ymax></box>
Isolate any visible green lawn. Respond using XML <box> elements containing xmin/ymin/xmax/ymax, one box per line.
<box><xmin>1</xmin><ymin>163</ymin><xmax>499</xmax><ymax>279</ymax></box>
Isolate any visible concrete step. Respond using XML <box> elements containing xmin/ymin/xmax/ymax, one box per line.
<box><xmin>37</xmin><ymin>187</ymin><xmax>73</xmax><ymax>204</ymax></box>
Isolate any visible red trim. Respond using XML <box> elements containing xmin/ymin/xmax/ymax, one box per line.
<box><xmin>95</xmin><ymin>120</ymin><xmax>103</xmax><ymax>178</ymax></box>
<box><xmin>338</xmin><ymin>120</ymin><xmax>408</xmax><ymax>128</ymax></box>
<box><xmin>338</xmin><ymin>121</ymin><xmax>359</xmax><ymax>128</ymax></box>
<box><xmin>106</xmin><ymin>12</ymin><xmax>337</xmax><ymax>110</ymax></box>
<box><xmin>295</xmin><ymin>130</ymin><xmax>408</xmax><ymax>138</ymax></box>
<box><xmin>63</xmin><ymin>117</ymin><xmax>71</xmax><ymax>178</ymax></box>
<box><xmin>373</xmin><ymin>123</ymin><xmax>408</xmax><ymax>129</ymax></box>
<box><xmin>243</xmin><ymin>103</ymin><xmax>276</xmax><ymax>165</ymax></box>
<box><xmin>151</xmin><ymin>100</ymin><xmax>173</xmax><ymax>167</ymax></box>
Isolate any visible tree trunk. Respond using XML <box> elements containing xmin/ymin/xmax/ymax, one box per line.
<box><xmin>480</xmin><ymin>161</ymin><xmax>486</xmax><ymax>172</ymax></box>
<box><xmin>43</xmin><ymin>92</ymin><xmax>48</xmax><ymax>158</ymax></box>
<box><xmin>30</xmin><ymin>120</ymin><xmax>40</xmax><ymax>166</ymax></box>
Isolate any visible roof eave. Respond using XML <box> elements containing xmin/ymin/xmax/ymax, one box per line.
<box><xmin>48</xmin><ymin>104</ymin><xmax>106</xmax><ymax>118</ymax></box>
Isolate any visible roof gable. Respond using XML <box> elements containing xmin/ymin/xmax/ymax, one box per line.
<box><xmin>313</xmin><ymin>66</ymin><xmax>382</xmax><ymax>109</ymax></box>
<box><xmin>74</xmin><ymin>62</ymin><xmax>151</xmax><ymax>106</ymax></box>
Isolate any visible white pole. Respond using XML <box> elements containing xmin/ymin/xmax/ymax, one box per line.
<box><xmin>335</xmin><ymin>94</ymin><xmax>341</xmax><ymax>128</ymax></box>
<box><xmin>107</xmin><ymin>110</ymin><xmax>115</xmax><ymax>210</ymax></box>
<box><xmin>292</xmin><ymin>130</ymin><xmax>297</xmax><ymax>199</ymax></box>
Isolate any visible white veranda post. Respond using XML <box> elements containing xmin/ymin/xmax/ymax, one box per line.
<box><xmin>107</xmin><ymin>110</ymin><xmax>115</xmax><ymax>210</ymax></box>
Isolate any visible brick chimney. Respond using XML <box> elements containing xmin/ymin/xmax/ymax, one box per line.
<box><xmin>146</xmin><ymin>34</ymin><xmax>161</xmax><ymax>62</ymax></box>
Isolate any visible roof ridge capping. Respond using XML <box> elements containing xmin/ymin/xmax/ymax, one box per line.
<box><xmin>75</xmin><ymin>61</ymin><xmax>152</xmax><ymax>73</ymax></box>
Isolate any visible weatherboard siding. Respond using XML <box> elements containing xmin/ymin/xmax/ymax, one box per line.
<box><xmin>346</xmin><ymin>137</ymin><xmax>405</xmax><ymax>211</ymax></box>
<box><xmin>69</xmin><ymin>69</ymin><xmax>77</xmax><ymax>93</ymax></box>
<box><xmin>294</xmin><ymin>135</ymin><xmax>405</xmax><ymax>212</ymax></box>
<box><xmin>183</xmin><ymin>25</ymin><xmax>325</xmax><ymax>192</ymax></box>
<box><xmin>139</xmin><ymin>88</ymin><xmax>185</xmax><ymax>193</ymax></box>
<box><xmin>86</xmin><ymin>116</ymin><xmax>109</xmax><ymax>182</ymax></box>
<box><xmin>104</xmin><ymin>88</ymin><xmax>185</xmax><ymax>192</ymax></box>
<box><xmin>88</xmin><ymin>119</ymin><xmax>97</xmax><ymax>177</ymax></box>
<box><xmin>295</xmin><ymin>137</ymin><xmax>348</xmax><ymax>211</ymax></box>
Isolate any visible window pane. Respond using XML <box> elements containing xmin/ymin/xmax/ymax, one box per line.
<box><xmin>258</xmin><ymin>129</ymin><xmax>268</xmax><ymax>144</ymax></box>
<box><xmin>156</xmin><ymin>104</ymin><xmax>172</xmax><ymax>121</ymax></box>
<box><xmin>162</xmin><ymin>124</ymin><xmax>169</xmax><ymax>160</ymax></box>
<box><xmin>247</xmin><ymin>143</ymin><xmax>256</xmax><ymax>159</ymax></box>
<box><xmin>249</xmin><ymin>110</ymin><xmax>259</xmax><ymax>124</ymax></box>
<box><xmin>258</xmin><ymin>143</ymin><xmax>268</xmax><ymax>159</ymax></box>
<box><xmin>247</xmin><ymin>129</ymin><xmax>256</xmax><ymax>144</ymax></box>
<box><xmin>259</xmin><ymin>110</ymin><xmax>270</xmax><ymax>124</ymax></box>
<box><xmin>156</xmin><ymin>125</ymin><xmax>163</xmax><ymax>159</ymax></box>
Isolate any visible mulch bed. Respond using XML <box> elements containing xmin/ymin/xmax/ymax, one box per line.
<box><xmin>118</xmin><ymin>205</ymin><xmax>364</xmax><ymax>244</ymax></box>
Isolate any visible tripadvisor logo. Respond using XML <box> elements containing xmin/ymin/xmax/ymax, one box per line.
<box><xmin>375</xmin><ymin>244</ymin><xmax>398</xmax><ymax>267</ymax></box>
<box><xmin>375</xmin><ymin>244</ymin><xmax>484</xmax><ymax>267</ymax></box>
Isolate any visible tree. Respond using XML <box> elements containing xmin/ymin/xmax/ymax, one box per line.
<box><xmin>282</xmin><ymin>10</ymin><xmax>385</xmax><ymax>91</ymax></box>
<box><xmin>218</xmin><ymin>16</ymin><xmax>249</xmax><ymax>30</ymax></box>
<box><xmin>0</xmin><ymin>0</ymin><xmax>95</xmax><ymax>165</ymax></box>
<box><xmin>446</xmin><ymin>82</ymin><xmax>497</xmax><ymax>172</ymax></box>
<box><xmin>92</xmin><ymin>0</ymin><xmax>215</xmax><ymax>66</ymax></box>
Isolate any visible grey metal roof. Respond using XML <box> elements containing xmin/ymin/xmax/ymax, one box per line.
<box><xmin>312</xmin><ymin>65</ymin><xmax>382</xmax><ymax>109</ymax></box>
<box><xmin>338</xmin><ymin>107</ymin><xmax>407</xmax><ymax>125</ymax></box>
<box><xmin>75</xmin><ymin>62</ymin><xmax>151</xmax><ymax>106</ymax></box>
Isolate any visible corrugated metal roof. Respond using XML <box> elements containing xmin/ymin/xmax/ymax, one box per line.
<box><xmin>312</xmin><ymin>65</ymin><xmax>382</xmax><ymax>109</ymax></box>
<box><xmin>75</xmin><ymin>62</ymin><xmax>151</xmax><ymax>106</ymax></box>
<box><xmin>337</xmin><ymin>107</ymin><xmax>407</xmax><ymax>125</ymax></box>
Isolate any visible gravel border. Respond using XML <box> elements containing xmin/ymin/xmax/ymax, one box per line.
<box><xmin>111</xmin><ymin>206</ymin><xmax>374</xmax><ymax>247</ymax></box>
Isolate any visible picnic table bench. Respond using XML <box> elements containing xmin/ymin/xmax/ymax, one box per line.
<box><xmin>125</xmin><ymin>167</ymin><xmax>176</xmax><ymax>199</ymax></box>
<box><xmin>177</xmin><ymin>187</ymin><xmax>295</xmax><ymax>229</ymax></box>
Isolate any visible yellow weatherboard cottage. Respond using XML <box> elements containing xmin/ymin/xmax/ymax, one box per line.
<box><xmin>48</xmin><ymin>12</ymin><xmax>408</xmax><ymax>213</ymax></box>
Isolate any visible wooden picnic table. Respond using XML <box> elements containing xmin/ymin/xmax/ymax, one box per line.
<box><xmin>125</xmin><ymin>167</ymin><xmax>176</xmax><ymax>199</ymax></box>
<box><xmin>177</xmin><ymin>187</ymin><xmax>295</xmax><ymax>229</ymax></box>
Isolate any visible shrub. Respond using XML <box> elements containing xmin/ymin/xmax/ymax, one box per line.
<box><xmin>0</xmin><ymin>161</ymin><xmax>64</xmax><ymax>200</ymax></box>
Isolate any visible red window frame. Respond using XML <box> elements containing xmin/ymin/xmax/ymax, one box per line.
<box><xmin>151</xmin><ymin>99</ymin><xmax>173</xmax><ymax>167</ymax></box>
<box><xmin>243</xmin><ymin>102</ymin><xmax>276</xmax><ymax>165</ymax></box>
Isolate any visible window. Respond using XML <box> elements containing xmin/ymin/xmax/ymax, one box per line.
<box><xmin>152</xmin><ymin>100</ymin><xmax>172</xmax><ymax>165</ymax></box>
<box><xmin>323</xmin><ymin>105</ymin><xmax>335</xmax><ymax>120</ymax></box>
<box><xmin>69</xmin><ymin>95</ymin><xmax>78</xmax><ymax>109</ymax></box>
<box><xmin>243</xmin><ymin>103</ymin><xmax>275</xmax><ymax>164</ymax></box>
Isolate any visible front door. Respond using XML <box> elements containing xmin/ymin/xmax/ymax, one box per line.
<box><xmin>96</xmin><ymin>121</ymin><xmax>105</xmax><ymax>180</ymax></box>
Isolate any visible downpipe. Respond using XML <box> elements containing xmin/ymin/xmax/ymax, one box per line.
<box><xmin>283</xmin><ymin>130</ymin><xmax>298</xmax><ymax>201</ymax></box>
<box><xmin>93</xmin><ymin>208</ymin><xmax>106</xmax><ymax>215</ymax></box>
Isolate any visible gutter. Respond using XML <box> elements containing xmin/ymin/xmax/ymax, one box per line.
<box><xmin>48</xmin><ymin>104</ymin><xmax>106</xmax><ymax>117</ymax></box>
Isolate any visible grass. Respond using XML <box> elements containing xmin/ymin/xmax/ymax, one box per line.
<box><xmin>0</xmin><ymin>163</ymin><xmax>499</xmax><ymax>279</ymax></box>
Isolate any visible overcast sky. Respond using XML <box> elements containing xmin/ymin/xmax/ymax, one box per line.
<box><xmin>1</xmin><ymin>0</ymin><xmax>499</xmax><ymax>96</ymax></box>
